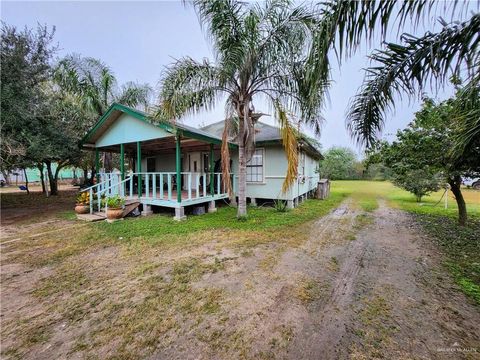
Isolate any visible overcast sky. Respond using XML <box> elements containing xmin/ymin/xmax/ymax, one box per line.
<box><xmin>2</xmin><ymin>1</ymin><xmax>477</xmax><ymax>156</ymax></box>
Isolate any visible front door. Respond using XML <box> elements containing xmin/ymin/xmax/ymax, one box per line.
<box><xmin>188</xmin><ymin>152</ymin><xmax>202</xmax><ymax>188</ymax></box>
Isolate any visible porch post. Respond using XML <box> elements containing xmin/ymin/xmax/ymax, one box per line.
<box><xmin>176</xmin><ymin>135</ymin><xmax>182</xmax><ymax>203</ymax></box>
<box><xmin>209</xmin><ymin>144</ymin><xmax>214</xmax><ymax>196</ymax></box>
<box><xmin>120</xmin><ymin>143</ymin><xmax>125</xmax><ymax>181</ymax></box>
<box><xmin>137</xmin><ymin>141</ymin><xmax>142</xmax><ymax>198</ymax></box>
<box><xmin>95</xmin><ymin>148</ymin><xmax>100</xmax><ymax>183</ymax></box>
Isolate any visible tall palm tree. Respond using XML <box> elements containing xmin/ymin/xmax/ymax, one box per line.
<box><xmin>55</xmin><ymin>54</ymin><xmax>153</xmax><ymax>172</ymax></box>
<box><xmin>157</xmin><ymin>0</ymin><xmax>329</xmax><ymax>218</ymax></box>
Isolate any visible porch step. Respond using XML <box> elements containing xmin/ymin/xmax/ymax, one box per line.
<box><xmin>123</xmin><ymin>201</ymin><xmax>140</xmax><ymax>217</ymax></box>
<box><xmin>77</xmin><ymin>212</ymin><xmax>107</xmax><ymax>222</ymax></box>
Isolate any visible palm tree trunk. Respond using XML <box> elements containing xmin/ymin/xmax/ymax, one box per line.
<box><xmin>237</xmin><ymin>103</ymin><xmax>247</xmax><ymax>218</ymax></box>
<box><xmin>237</xmin><ymin>143</ymin><xmax>247</xmax><ymax>217</ymax></box>
<box><xmin>449</xmin><ymin>175</ymin><xmax>467</xmax><ymax>226</ymax></box>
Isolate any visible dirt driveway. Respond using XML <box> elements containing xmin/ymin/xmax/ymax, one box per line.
<box><xmin>1</xmin><ymin>199</ymin><xmax>479</xmax><ymax>359</ymax></box>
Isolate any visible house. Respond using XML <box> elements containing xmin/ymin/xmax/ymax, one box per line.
<box><xmin>81</xmin><ymin>103</ymin><xmax>322</xmax><ymax>220</ymax></box>
<box><xmin>201</xmin><ymin>120</ymin><xmax>323</xmax><ymax>207</ymax></box>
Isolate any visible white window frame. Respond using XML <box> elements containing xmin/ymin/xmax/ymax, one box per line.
<box><xmin>299</xmin><ymin>151</ymin><xmax>306</xmax><ymax>176</ymax></box>
<box><xmin>246</xmin><ymin>148</ymin><xmax>265</xmax><ymax>183</ymax></box>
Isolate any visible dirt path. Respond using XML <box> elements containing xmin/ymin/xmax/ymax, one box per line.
<box><xmin>287</xmin><ymin>201</ymin><xmax>480</xmax><ymax>359</ymax></box>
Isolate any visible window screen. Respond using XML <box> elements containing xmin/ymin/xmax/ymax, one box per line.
<box><xmin>246</xmin><ymin>149</ymin><xmax>264</xmax><ymax>182</ymax></box>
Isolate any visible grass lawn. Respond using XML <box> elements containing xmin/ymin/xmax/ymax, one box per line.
<box><xmin>2</xmin><ymin>181</ymin><xmax>479</xmax><ymax>358</ymax></box>
<box><xmin>2</xmin><ymin>189</ymin><xmax>350</xmax><ymax>359</ymax></box>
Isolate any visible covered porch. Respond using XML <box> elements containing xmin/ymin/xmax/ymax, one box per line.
<box><xmin>81</xmin><ymin>103</ymin><xmax>236</xmax><ymax>220</ymax></box>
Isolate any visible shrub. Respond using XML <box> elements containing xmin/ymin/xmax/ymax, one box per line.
<box><xmin>274</xmin><ymin>199</ymin><xmax>288</xmax><ymax>212</ymax></box>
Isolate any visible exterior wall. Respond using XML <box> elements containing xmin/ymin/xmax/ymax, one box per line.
<box><xmin>142</xmin><ymin>154</ymin><xmax>176</xmax><ymax>173</ymax></box>
<box><xmin>231</xmin><ymin>144</ymin><xmax>319</xmax><ymax>201</ymax></box>
<box><xmin>96</xmin><ymin>113</ymin><xmax>171</xmax><ymax>147</ymax></box>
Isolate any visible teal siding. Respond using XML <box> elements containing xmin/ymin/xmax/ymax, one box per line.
<box><xmin>96</xmin><ymin>113</ymin><xmax>171</xmax><ymax>148</ymax></box>
<box><xmin>5</xmin><ymin>165</ymin><xmax>79</xmax><ymax>183</ymax></box>
<box><xmin>231</xmin><ymin>144</ymin><xmax>319</xmax><ymax>201</ymax></box>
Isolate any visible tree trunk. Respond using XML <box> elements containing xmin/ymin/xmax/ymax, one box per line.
<box><xmin>23</xmin><ymin>168</ymin><xmax>30</xmax><ymax>195</ymax></box>
<box><xmin>45</xmin><ymin>161</ymin><xmax>58</xmax><ymax>195</ymax></box>
<box><xmin>1</xmin><ymin>170</ymin><xmax>10</xmax><ymax>185</ymax></box>
<box><xmin>83</xmin><ymin>168</ymin><xmax>88</xmax><ymax>185</ymax></box>
<box><xmin>37</xmin><ymin>164</ymin><xmax>46</xmax><ymax>194</ymax></box>
<box><xmin>237</xmin><ymin>143</ymin><xmax>247</xmax><ymax>218</ymax></box>
<box><xmin>236</xmin><ymin>102</ymin><xmax>248</xmax><ymax>218</ymax></box>
<box><xmin>89</xmin><ymin>166</ymin><xmax>96</xmax><ymax>185</ymax></box>
<box><xmin>54</xmin><ymin>164</ymin><xmax>64</xmax><ymax>193</ymax></box>
<box><xmin>449</xmin><ymin>175</ymin><xmax>467</xmax><ymax>226</ymax></box>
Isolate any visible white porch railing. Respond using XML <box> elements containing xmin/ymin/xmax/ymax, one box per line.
<box><xmin>136</xmin><ymin>172</ymin><xmax>233</xmax><ymax>202</ymax></box>
<box><xmin>80</xmin><ymin>174</ymin><xmax>134</xmax><ymax>214</ymax></box>
<box><xmin>80</xmin><ymin>172</ymin><xmax>235</xmax><ymax>214</ymax></box>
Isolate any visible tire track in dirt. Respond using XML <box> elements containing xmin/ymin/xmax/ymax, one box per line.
<box><xmin>287</xmin><ymin>200</ymin><xmax>368</xmax><ymax>360</ymax></box>
<box><xmin>288</xmin><ymin>200</ymin><xmax>480</xmax><ymax>360</ymax></box>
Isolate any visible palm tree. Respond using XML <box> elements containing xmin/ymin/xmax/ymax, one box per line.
<box><xmin>55</xmin><ymin>54</ymin><xmax>153</xmax><ymax>173</ymax></box>
<box><xmin>157</xmin><ymin>0</ymin><xmax>329</xmax><ymax>218</ymax></box>
<box><xmin>55</xmin><ymin>54</ymin><xmax>152</xmax><ymax>116</ymax></box>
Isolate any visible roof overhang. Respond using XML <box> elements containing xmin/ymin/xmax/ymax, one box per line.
<box><xmin>81</xmin><ymin>103</ymin><xmax>236</xmax><ymax>149</ymax></box>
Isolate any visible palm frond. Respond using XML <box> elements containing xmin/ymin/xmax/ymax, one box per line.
<box><xmin>274</xmin><ymin>101</ymin><xmax>298</xmax><ymax>193</ymax></box>
<box><xmin>347</xmin><ymin>14</ymin><xmax>480</xmax><ymax>147</ymax></box>
<box><xmin>156</xmin><ymin>57</ymin><xmax>224</xmax><ymax>121</ymax></box>
<box><xmin>317</xmin><ymin>0</ymin><xmax>462</xmax><ymax>60</ymax></box>
<box><xmin>54</xmin><ymin>54</ymin><xmax>116</xmax><ymax>115</ymax></box>
<box><xmin>451</xmin><ymin>79</ymin><xmax>480</xmax><ymax>159</ymax></box>
<box><xmin>117</xmin><ymin>82</ymin><xmax>153</xmax><ymax>111</ymax></box>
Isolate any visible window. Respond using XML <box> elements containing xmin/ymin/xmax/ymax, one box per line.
<box><xmin>246</xmin><ymin>149</ymin><xmax>264</xmax><ymax>182</ymax></box>
<box><xmin>299</xmin><ymin>152</ymin><xmax>305</xmax><ymax>176</ymax></box>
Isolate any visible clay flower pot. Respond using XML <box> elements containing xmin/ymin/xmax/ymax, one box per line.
<box><xmin>106</xmin><ymin>208</ymin><xmax>123</xmax><ymax>220</ymax></box>
<box><xmin>75</xmin><ymin>204</ymin><xmax>89</xmax><ymax>214</ymax></box>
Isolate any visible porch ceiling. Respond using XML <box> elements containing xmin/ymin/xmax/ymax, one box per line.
<box><xmin>98</xmin><ymin>137</ymin><xmax>221</xmax><ymax>156</ymax></box>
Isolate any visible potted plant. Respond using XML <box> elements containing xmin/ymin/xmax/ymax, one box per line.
<box><xmin>106</xmin><ymin>195</ymin><xmax>125</xmax><ymax>221</ymax></box>
<box><xmin>75</xmin><ymin>192</ymin><xmax>90</xmax><ymax>214</ymax></box>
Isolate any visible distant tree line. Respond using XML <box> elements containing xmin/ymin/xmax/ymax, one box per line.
<box><xmin>318</xmin><ymin>146</ymin><xmax>390</xmax><ymax>181</ymax></box>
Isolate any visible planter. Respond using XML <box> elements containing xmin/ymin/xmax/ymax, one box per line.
<box><xmin>106</xmin><ymin>208</ymin><xmax>124</xmax><ymax>221</ymax></box>
<box><xmin>75</xmin><ymin>204</ymin><xmax>89</xmax><ymax>214</ymax></box>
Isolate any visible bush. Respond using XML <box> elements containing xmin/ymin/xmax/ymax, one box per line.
<box><xmin>392</xmin><ymin>169</ymin><xmax>442</xmax><ymax>202</ymax></box>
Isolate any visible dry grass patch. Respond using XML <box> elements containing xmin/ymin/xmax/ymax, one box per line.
<box><xmin>294</xmin><ymin>277</ymin><xmax>328</xmax><ymax>303</ymax></box>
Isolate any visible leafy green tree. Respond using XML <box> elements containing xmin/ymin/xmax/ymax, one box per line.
<box><xmin>158</xmin><ymin>0</ymin><xmax>330</xmax><ymax>218</ymax></box>
<box><xmin>370</xmin><ymin>93</ymin><xmax>480</xmax><ymax>225</ymax></box>
<box><xmin>319</xmin><ymin>147</ymin><xmax>358</xmax><ymax>180</ymax></box>
<box><xmin>34</xmin><ymin>85</ymin><xmax>88</xmax><ymax>194</ymax></box>
<box><xmin>0</xmin><ymin>23</ymin><xmax>56</xmax><ymax>182</ymax></box>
